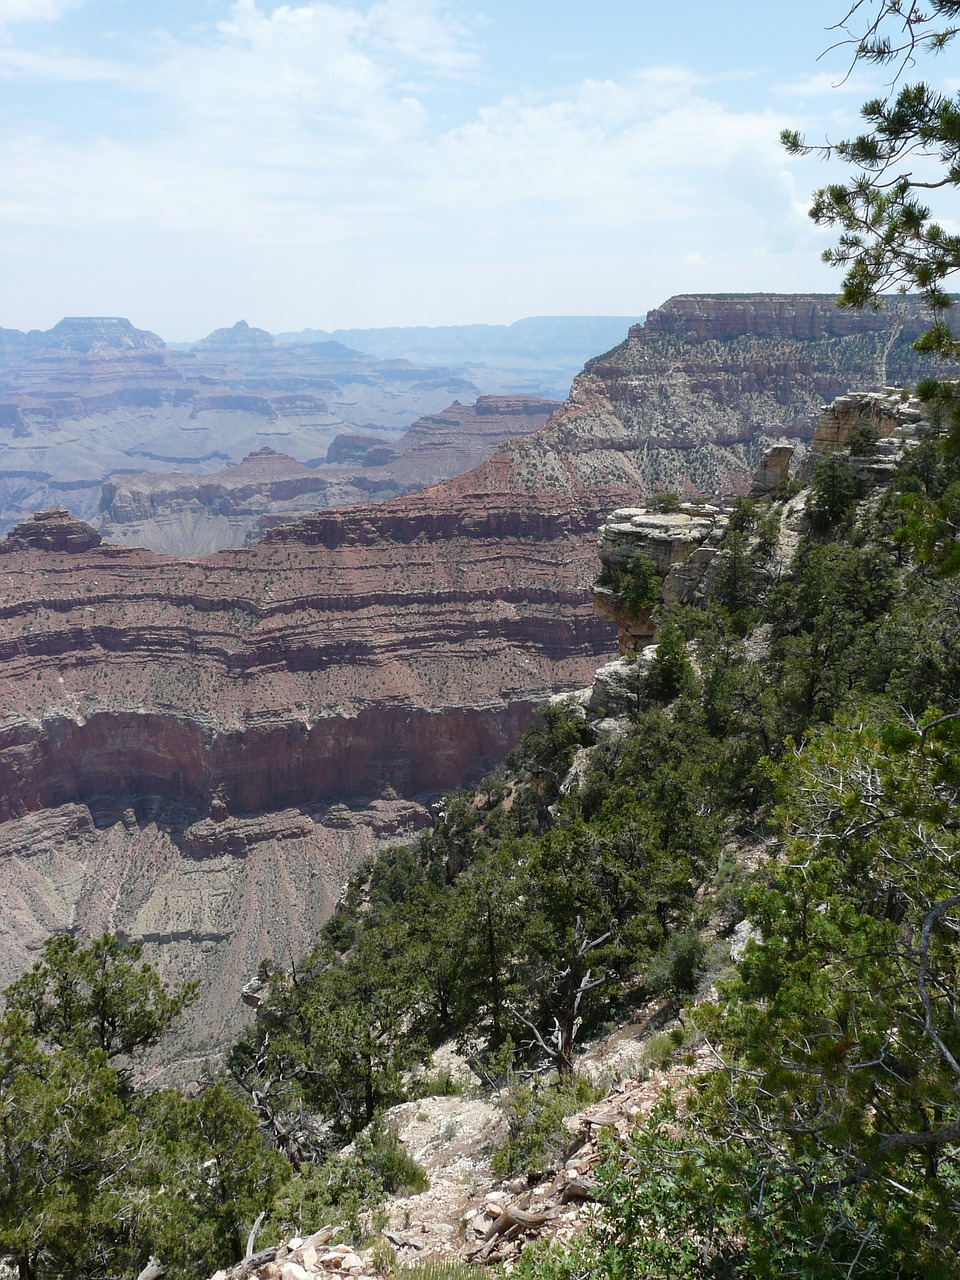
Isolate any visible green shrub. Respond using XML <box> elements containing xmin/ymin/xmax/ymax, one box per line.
<box><xmin>754</xmin><ymin>507</ymin><xmax>781</xmax><ymax>557</ymax></box>
<box><xmin>369</xmin><ymin>1235</ymin><xmax>397</xmax><ymax>1275</ymax></box>
<box><xmin>639</xmin><ymin>1025</ymin><xmax>686</xmax><ymax>1072</ymax></box>
<box><xmin>402</xmin><ymin>1262</ymin><xmax>478</xmax><ymax>1280</ymax></box>
<box><xmin>263</xmin><ymin>1119</ymin><xmax>427</xmax><ymax>1246</ymax></box>
<box><xmin>357</xmin><ymin>1119</ymin><xmax>429</xmax><ymax>1197</ymax></box>
<box><xmin>620</xmin><ymin>549</ymin><xmax>660</xmax><ymax>618</ymax></box>
<box><xmin>651</xmin><ymin>491</ymin><xmax>682</xmax><ymax>513</ymax></box>
<box><xmin>806</xmin><ymin>451</ymin><xmax>861</xmax><ymax>530</ymax></box>
<box><xmin>409</xmin><ymin>1065</ymin><xmax>463</xmax><ymax>1099</ymax></box>
<box><xmin>512</xmin><ymin>1233</ymin><xmax>599</xmax><ymax>1280</ymax></box>
<box><xmin>845</xmin><ymin>423</ymin><xmax>880</xmax><ymax>455</ymax></box>
<box><xmin>491</xmin><ymin>1074</ymin><xmax>601</xmax><ymax>1179</ymax></box>
<box><xmin>645</xmin><ymin>931</ymin><xmax>707</xmax><ymax>997</ymax></box>
<box><xmin>726</xmin><ymin>496</ymin><xmax>758</xmax><ymax>534</ymax></box>
<box><xmin>647</xmin><ymin>619</ymin><xmax>694</xmax><ymax>701</ymax></box>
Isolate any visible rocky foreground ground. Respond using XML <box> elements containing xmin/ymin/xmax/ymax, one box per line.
<box><xmin>210</xmin><ymin>1029</ymin><xmax>721</xmax><ymax>1280</ymax></box>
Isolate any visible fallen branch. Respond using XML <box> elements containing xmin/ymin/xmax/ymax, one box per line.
<box><xmin>469</xmin><ymin>1204</ymin><xmax>556</xmax><ymax>1260</ymax></box>
<box><xmin>231</xmin><ymin>1246</ymin><xmax>279</xmax><ymax>1279</ymax></box>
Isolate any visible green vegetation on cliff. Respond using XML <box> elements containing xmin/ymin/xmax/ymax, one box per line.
<box><xmin>3</xmin><ymin>401</ymin><xmax>960</xmax><ymax>1279</ymax></box>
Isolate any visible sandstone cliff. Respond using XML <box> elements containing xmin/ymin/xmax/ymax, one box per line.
<box><xmin>440</xmin><ymin>293</ymin><xmax>947</xmax><ymax>504</ymax></box>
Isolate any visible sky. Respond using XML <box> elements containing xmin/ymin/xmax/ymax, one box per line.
<box><xmin>0</xmin><ymin>0</ymin><xmax>951</xmax><ymax>340</ymax></box>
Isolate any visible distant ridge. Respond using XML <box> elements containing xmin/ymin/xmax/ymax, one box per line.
<box><xmin>273</xmin><ymin>316</ymin><xmax>643</xmax><ymax>400</ymax></box>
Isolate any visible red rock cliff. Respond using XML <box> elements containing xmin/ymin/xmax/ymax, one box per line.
<box><xmin>0</xmin><ymin>489</ymin><xmax>609</xmax><ymax>1063</ymax></box>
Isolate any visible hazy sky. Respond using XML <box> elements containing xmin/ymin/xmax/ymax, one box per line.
<box><xmin>0</xmin><ymin>0</ymin><xmax>948</xmax><ymax>339</ymax></box>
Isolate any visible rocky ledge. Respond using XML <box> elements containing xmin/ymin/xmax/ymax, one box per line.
<box><xmin>809</xmin><ymin>387</ymin><xmax>928</xmax><ymax>454</ymax></box>
<box><xmin>634</xmin><ymin>292</ymin><xmax>935</xmax><ymax>343</ymax></box>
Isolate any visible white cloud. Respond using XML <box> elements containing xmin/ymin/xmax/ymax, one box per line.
<box><xmin>772</xmin><ymin>70</ymin><xmax>875</xmax><ymax>97</ymax></box>
<box><xmin>0</xmin><ymin>0</ymin><xmax>79</xmax><ymax>26</ymax></box>
<box><xmin>0</xmin><ymin>45</ymin><xmax>128</xmax><ymax>81</ymax></box>
<box><xmin>365</xmin><ymin>0</ymin><xmax>475</xmax><ymax>75</ymax></box>
<box><xmin>0</xmin><ymin>1</ymin><xmax>862</xmax><ymax>332</ymax></box>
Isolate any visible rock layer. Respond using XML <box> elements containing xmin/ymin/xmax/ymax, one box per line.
<box><xmin>0</xmin><ymin>488</ymin><xmax>612</xmax><ymax>1061</ymax></box>
<box><xmin>96</xmin><ymin>396</ymin><xmax>559</xmax><ymax>554</ymax></box>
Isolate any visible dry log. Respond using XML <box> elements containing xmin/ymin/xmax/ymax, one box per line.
<box><xmin>469</xmin><ymin>1204</ymin><xmax>556</xmax><ymax>1260</ymax></box>
<box><xmin>230</xmin><ymin>1246</ymin><xmax>279</xmax><ymax>1278</ymax></box>
<box><xmin>560</xmin><ymin>1176</ymin><xmax>596</xmax><ymax>1204</ymax></box>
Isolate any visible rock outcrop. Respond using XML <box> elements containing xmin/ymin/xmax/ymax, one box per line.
<box><xmin>809</xmin><ymin>387</ymin><xmax>927</xmax><ymax>455</ymax></box>
<box><xmin>749</xmin><ymin>444</ymin><xmax>794</xmax><ymax>497</ymax></box>
<box><xmin>2</xmin><ymin>508</ymin><xmax>102</xmax><ymax>554</ymax></box>
<box><xmin>592</xmin><ymin>506</ymin><xmax>728</xmax><ymax>652</ymax></box>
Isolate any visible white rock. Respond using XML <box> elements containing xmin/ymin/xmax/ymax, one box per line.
<box><xmin>730</xmin><ymin>919</ymin><xmax>761</xmax><ymax>962</ymax></box>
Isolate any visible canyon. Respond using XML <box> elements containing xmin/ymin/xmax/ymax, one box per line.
<box><xmin>0</xmin><ymin>317</ymin><xmax>479</xmax><ymax>535</ymax></box>
<box><xmin>96</xmin><ymin>396</ymin><xmax>559</xmax><ymax>555</ymax></box>
<box><xmin>0</xmin><ymin>292</ymin><xmax>946</xmax><ymax>1068</ymax></box>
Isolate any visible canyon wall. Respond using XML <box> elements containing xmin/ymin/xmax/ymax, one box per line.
<box><xmin>0</xmin><ymin>318</ymin><xmax>478</xmax><ymax>534</ymax></box>
<box><xmin>0</xmin><ymin>292</ymin><xmax>945</xmax><ymax>1069</ymax></box>
<box><xmin>0</xmin><ymin>494</ymin><xmax>610</xmax><ymax>1064</ymax></box>
<box><xmin>96</xmin><ymin>396</ymin><xmax>559</xmax><ymax>554</ymax></box>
